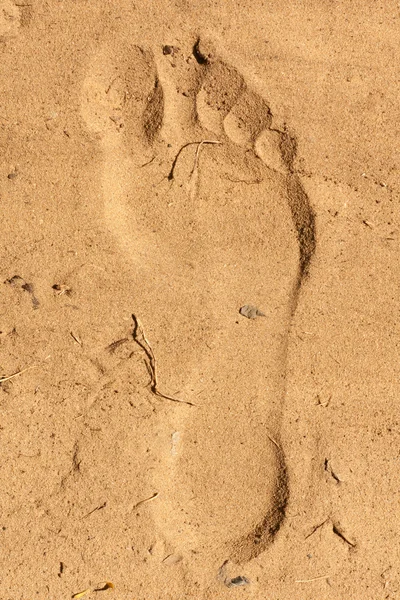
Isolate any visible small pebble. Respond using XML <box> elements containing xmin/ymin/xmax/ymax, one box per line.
<box><xmin>162</xmin><ymin>45</ymin><xmax>178</xmax><ymax>56</ymax></box>
<box><xmin>227</xmin><ymin>576</ymin><xmax>250</xmax><ymax>588</ymax></box>
<box><xmin>239</xmin><ymin>304</ymin><xmax>266</xmax><ymax>319</ymax></box>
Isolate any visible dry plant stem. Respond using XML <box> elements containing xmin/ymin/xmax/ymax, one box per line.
<box><xmin>295</xmin><ymin>575</ymin><xmax>330</xmax><ymax>583</ymax></box>
<box><xmin>82</xmin><ymin>502</ymin><xmax>107</xmax><ymax>519</ymax></box>
<box><xmin>266</xmin><ymin>433</ymin><xmax>281</xmax><ymax>449</ymax></box>
<box><xmin>0</xmin><ymin>365</ymin><xmax>35</xmax><ymax>383</ymax></box>
<box><xmin>131</xmin><ymin>314</ymin><xmax>195</xmax><ymax>406</ymax></box>
<box><xmin>71</xmin><ymin>588</ymin><xmax>90</xmax><ymax>599</ymax></box>
<box><xmin>305</xmin><ymin>517</ymin><xmax>330</xmax><ymax>540</ymax></box>
<box><xmin>332</xmin><ymin>523</ymin><xmax>356</xmax><ymax>547</ymax></box>
<box><xmin>190</xmin><ymin>140</ymin><xmax>221</xmax><ymax>178</ymax></box>
<box><xmin>106</xmin><ymin>337</ymin><xmax>129</xmax><ymax>353</ymax></box>
<box><xmin>188</xmin><ymin>140</ymin><xmax>222</xmax><ymax>200</ymax></box>
<box><xmin>132</xmin><ymin>492</ymin><xmax>159</xmax><ymax>510</ymax></box>
<box><xmin>167</xmin><ymin>139</ymin><xmax>221</xmax><ymax>181</ymax></box>
<box><xmin>70</xmin><ymin>331</ymin><xmax>82</xmax><ymax>345</ymax></box>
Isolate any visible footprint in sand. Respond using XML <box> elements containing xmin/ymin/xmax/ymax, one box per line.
<box><xmin>81</xmin><ymin>36</ymin><xmax>315</xmax><ymax>574</ymax></box>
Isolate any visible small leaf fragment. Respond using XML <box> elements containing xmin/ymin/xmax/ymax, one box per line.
<box><xmin>72</xmin><ymin>589</ymin><xmax>90</xmax><ymax>599</ymax></box>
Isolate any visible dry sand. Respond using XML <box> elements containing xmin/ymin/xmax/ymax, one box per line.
<box><xmin>0</xmin><ymin>1</ymin><xmax>399</xmax><ymax>598</ymax></box>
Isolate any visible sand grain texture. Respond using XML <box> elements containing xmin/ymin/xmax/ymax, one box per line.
<box><xmin>0</xmin><ymin>1</ymin><xmax>399</xmax><ymax>598</ymax></box>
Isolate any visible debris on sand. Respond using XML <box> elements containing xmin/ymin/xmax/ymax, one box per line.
<box><xmin>131</xmin><ymin>313</ymin><xmax>194</xmax><ymax>406</ymax></box>
<box><xmin>71</xmin><ymin>589</ymin><xmax>90</xmax><ymax>599</ymax></box>
<box><xmin>52</xmin><ymin>283</ymin><xmax>72</xmax><ymax>296</ymax></box>
<box><xmin>218</xmin><ymin>560</ymin><xmax>251</xmax><ymax>588</ymax></box>
<box><xmin>5</xmin><ymin>275</ymin><xmax>40</xmax><ymax>309</ymax></box>
<box><xmin>162</xmin><ymin>45</ymin><xmax>179</xmax><ymax>56</ymax></box>
<box><xmin>239</xmin><ymin>304</ymin><xmax>266</xmax><ymax>319</ymax></box>
<box><xmin>227</xmin><ymin>575</ymin><xmax>251</xmax><ymax>588</ymax></box>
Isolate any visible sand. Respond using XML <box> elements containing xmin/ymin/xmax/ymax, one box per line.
<box><xmin>0</xmin><ymin>1</ymin><xmax>399</xmax><ymax>598</ymax></box>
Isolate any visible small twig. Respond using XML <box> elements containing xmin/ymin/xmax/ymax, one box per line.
<box><xmin>131</xmin><ymin>492</ymin><xmax>159</xmax><ymax>510</ymax></box>
<box><xmin>328</xmin><ymin>353</ymin><xmax>341</xmax><ymax>366</ymax></box>
<box><xmin>295</xmin><ymin>575</ymin><xmax>330</xmax><ymax>583</ymax></box>
<box><xmin>362</xmin><ymin>219</ymin><xmax>374</xmax><ymax>228</ymax></box>
<box><xmin>332</xmin><ymin>523</ymin><xmax>356</xmax><ymax>547</ymax></box>
<box><xmin>82</xmin><ymin>502</ymin><xmax>107</xmax><ymax>519</ymax></box>
<box><xmin>168</xmin><ymin>142</ymin><xmax>195</xmax><ymax>180</ymax></box>
<box><xmin>131</xmin><ymin>314</ymin><xmax>194</xmax><ymax>406</ymax></box>
<box><xmin>106</xmin><ymin>337</ymin><xmax>129</xmax><ymax>353</ymax></box>
<box><xmin>70</xmin><ymin>332</ymin><xmax>82</xmax><ymax>346</ymax></box>
<box><xmin>226</xmin><ymin>176</ymin><xmax>263</xmax><ymax>185</ymax></box>
<box><xmin>217</xmin><ymin>560</ymin><xmax>229</xmax><ymax>583</ymax></box>
<box><xmin>0</xmin><ymin>365</ymin><xmax>35</xmax><ymax>383</ymax></box>
<box><xmin>168</xmin><ymin>140</ymin><xmax>221</xmax><ymax>181</ymax></box>
<box><xmin>190</xmin><ymin>140</ymin><xmax>221</xmax><ymax>177</ymax></box>
<box><xmin>267</xmin><ymin>433</ymin><xmax>281</xmax><ymax>449</ymax></box>
<box><xmin>188</xmin><ymin>140</ymin><xmax>222</xmax><ymax>201</ymax></box>
<box><xmin>140</xmin><ymin>156</ymin><xmax>155</xmax><ymax>168</ymax></box>
<box><xmin>105</xmin><ymin>76</ymin><xmax>119</xmax><ymax>95</ymax></box>
<box><xmin>305</xmin><ymin>517</ymin><xmax>330</xmax><ymax>540</ymax></box>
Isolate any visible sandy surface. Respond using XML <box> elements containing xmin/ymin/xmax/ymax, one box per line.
<box><xmin>0</xmin><ymin>1</ymin><xmax>399</xmax><ymax>598</ymax></box>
